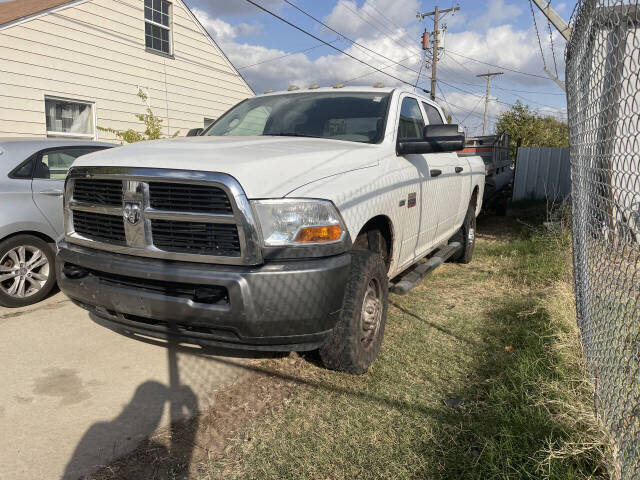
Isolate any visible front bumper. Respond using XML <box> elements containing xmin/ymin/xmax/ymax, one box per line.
<box><xmin>56</xmin><ymin>241</ymin><xmax>351</xmax><ymax>351</ymax></box>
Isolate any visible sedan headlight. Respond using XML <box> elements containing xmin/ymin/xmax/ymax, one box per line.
<box><xmin>251</xmin><ymin>199</ymin><xmax>346</xmax><ymax>246</ymax></box>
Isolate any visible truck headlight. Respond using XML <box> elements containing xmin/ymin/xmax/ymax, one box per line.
<box><xmin>251</xmin><ymin>199</ymin><xmax>346</xmax><ymax>246</ymax></box>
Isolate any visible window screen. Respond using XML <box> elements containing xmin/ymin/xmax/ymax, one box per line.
<box><xmin>144</xmin><ymin>0</ymin><xmax>171</xmax><ymax>54</ymax></box>
<box><xmin>422</xmin><ymin>102</ymin><xmax>444</xmax><ymax>125</ymax></box>
<box><xmin>397</xmin><ymin>97</ymin><xmax>425</xmax><ymax>140</ymax></box>
<box><xmin>45</xmin><ymin>98</ymin><xmax>94</xmax><ymax>138</ymax></box>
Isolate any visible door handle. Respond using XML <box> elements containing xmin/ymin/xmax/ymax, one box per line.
<box><xmin>430</xmin><ymin>169</ymin><xmax>442</xmax><ymax>177</ymax></box>
<box><xmin>455</xmin><ymin>166</ymin><xmax>464</xmax><ymax>173</ymax></box>
<box><xmin>39</xmin><ymin>189</ymin><xmax>63</xmax><ymax>197</ymax></box>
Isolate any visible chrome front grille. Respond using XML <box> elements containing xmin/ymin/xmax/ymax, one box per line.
<box><xmin>148</xmin><ymin>182</ymin><xmax>232</xmax><ymax>214</ymax></box>
<box><xmin>73</xmin><ymin>210</ymin><xmax>126</xmax><ymax>244</ymax></box>
<box><xmin>73</xmin><ymin>179</ymin><xmax>123</xmax><ymax>206</ymax></box>
<box><xmin>150</xmin><ymin>220</ymin><xmax>241</xmax><ymax>256</ymax></box>
<box><xmin>64</xmin><ymin>167</ymin><xmax>262</xmax><ymax>265</ymax></box>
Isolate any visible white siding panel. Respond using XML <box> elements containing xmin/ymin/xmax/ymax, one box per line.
<box><xmin>1</xmin><ymin>33</ymin><xmax>250</xmax><ymax>97</ymax></box>
<box><xmin>0</xmin><ymin>96</ymin><xmax>44</xmax><ymax>112</ymax></box>
<box><xmin>0</xmin><ymin>119</ymin><xmax>45</xmax><ymax>136</ymax></box>
<box><xmin>0</xmin><ymin>0</ymin><xmax>252</xmax><ymax>140</ymax></box>
<box><xmin>6</xmin><ymin>20</ymin><xmax>250</xmax><ymax>97</ymax></box>
<box><xmin>0</xmin><ymin>75</ymin><xmax>239</xmax><ymax>118</ymax></box>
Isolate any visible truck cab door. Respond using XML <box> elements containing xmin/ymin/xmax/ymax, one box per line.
<box><xmin>420</xmin><ymin>101</ymin><xmax>466</xmax><ymax>248</ymax></box>
<box><xmin>31</xmin><ymin>146</ymin><xmax>106</xmax><ymax>236</ymax></box>
<box><xmin>393</xmin><ymin>96</ymin><xmax>438</xmax><ymax>267</ymax></box>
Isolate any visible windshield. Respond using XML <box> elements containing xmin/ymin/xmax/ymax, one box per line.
<box><xmin>205</xmin><ymin>92</ymin><xmax>391</xmax><ymax>144</ymax></box>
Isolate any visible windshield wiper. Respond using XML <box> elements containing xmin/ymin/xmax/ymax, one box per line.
<box><xmin>263</xmin><ymin>132</ymin><xmax>325</xmax><ymax>139</ymax></box>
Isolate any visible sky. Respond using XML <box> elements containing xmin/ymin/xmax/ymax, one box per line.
<box><xmin>183</xmin><ymin>0</ymin><xmax>573</xmax><ymax>136</ymax></box>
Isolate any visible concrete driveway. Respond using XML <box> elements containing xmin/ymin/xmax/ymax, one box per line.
<box><xmin>0</xmin><ymin>292</ymin><xmax>251</xmax><ymax>480</ymax></box>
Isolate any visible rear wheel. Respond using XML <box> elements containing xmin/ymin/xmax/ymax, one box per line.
<box><xmin>0</xmin><ymin>235</ymin><xmax>56</xmax><ymax>308</ymax></box>
<box><xmin>319</xmin><ymin>250</ymin><xmax>388</xmax><ymax>374</ymax></box>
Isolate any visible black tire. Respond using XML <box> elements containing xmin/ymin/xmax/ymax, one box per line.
<box><xmin>0</xmin><ymin>234</ymin><xmax>56</xmax><ymax>308</ymax></box>
<box><xmin>319</xmin><ymin>250</ymin><xmax>388</xmax><ymax>374</ymax></box>
<box><xmin>449</xmin><ymin>201</ymin><xmax>477</xmax><ymax>264</ymax></box>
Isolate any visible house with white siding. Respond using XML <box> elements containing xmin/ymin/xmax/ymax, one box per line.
<box><xmin>0</xmin><ymin>0</ymin><xmax>254</xmax><ymax>140</ymax></box>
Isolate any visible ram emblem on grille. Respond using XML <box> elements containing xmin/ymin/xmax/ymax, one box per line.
<box><xmin>123</xmin><ymin>202</ymin><xmax>142</xmax><ymax>225</ymax></box>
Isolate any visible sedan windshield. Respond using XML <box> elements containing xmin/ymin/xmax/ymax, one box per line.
<box><xmin>204</xmin><ymin>92</ymin><xmax>391</xmax><ymax>144</ymax></box>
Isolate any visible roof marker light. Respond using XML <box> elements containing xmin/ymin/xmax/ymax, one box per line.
<box><xmin>373</xmin><ymin>82</ymin><xmax>384</xmax><ymax>88</ymax></box>
<box><xmin>332</xmin><ymin>82</ymin><xmax>344</xmax><ymax>88</ymax></box>
<box><xmin>263</xmin><ymin>89</ymin><xmax>274</xmax><ymax>94</ymax></box>
<box><xmin>308</xmin><ymin>83</ymin><xmax>319</xmax><ymax>89</ymax></box>
<box><xmin>288</xmin><ymin>85</ymin><xmax>300</xmax><ymax>91</ymax></box>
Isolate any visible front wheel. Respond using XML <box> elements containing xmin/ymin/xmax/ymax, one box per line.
<box><xmin>319</xmin><ymin>250</ymin><xmax>388</xmax><ymax>374</ymax></box>
<box><xmin>0</xmin><ymin>235</ymin><xmax>56</xmax><ymax>308</ymax></box>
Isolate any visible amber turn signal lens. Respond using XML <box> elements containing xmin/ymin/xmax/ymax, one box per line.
<box><xmin>295</xmin><ymin>225</ymin><xmax>342</xmax><ymax>243</ymax></box>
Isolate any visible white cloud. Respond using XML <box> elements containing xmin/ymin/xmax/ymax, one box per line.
<box><xmin>440</xmin><ymin>24</ymin><xmax>565</xmax><ymax>87</ymax></box>
<box><xmin>324</xmin><ymin>0</ymin><xmax>420</xmax><ymax>40</ymax></box>
<box><xmin>193</xmin><ymin>8</ymin><xmax>261</xmax><ymax>42</ymax></box>
<box><xmin>189</xmin><ymin>0</ymin><xmax>282</xmax><ymax>17</ymax></box>
<box><xmin>474</xmin><ymin>0</ymin><xmax>522</xmax><ymax>29</ymax></box>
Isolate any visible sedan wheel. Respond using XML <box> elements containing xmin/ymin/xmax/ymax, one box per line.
<box><xmin>0</xmin><ymin>235</ymin><xmax>56</xmax><ymax>308</ymax></box>
<box><xmin>0</xmin><ymin>245</ymin><xmax>50</xmax><ymax>298</ymax></box>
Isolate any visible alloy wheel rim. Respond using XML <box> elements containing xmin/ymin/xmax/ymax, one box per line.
<box><xmin>360</xmin><ymin>278</ymin><xmax>382</xmax><ymax>349</ymax></box>
<box><xmin>0</xmin><ymin>245</ymin><xmax>50</xmax><ymax>298</ymax></box>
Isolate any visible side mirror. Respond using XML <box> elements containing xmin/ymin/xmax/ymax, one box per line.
<box><xmin>186</xmin><ymin>128</ymin><xmax>203</xmax><ymax>137</ymax></box>
<box><xmin>397</xmin><ymin>124</ymin><xmax>465</xmax><ymax>155</ymax></box>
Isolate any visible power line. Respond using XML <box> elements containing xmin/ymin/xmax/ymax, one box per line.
<box><xmin>341</xmin><ymin>53</ymin><xmax>424</xmax><ymax>84</ymax></box>
<box><xmin>438</xmin><ymin>48</ymin><xmax>566</xmax><ymax>98</ymax></box>
<box><xmin>360</xmin><ymin>1</ymin><xmax>424</xmax><ymax>51</ymax></box>
<box><xmin>444</xmin><ymin>49</ymin><xmax>553</xmax><ymax>80</ymax></box>
<box><xmin>435</xmin><ymin>83</ymin><xmax>462</xmax><ymax>124</ymax></box>
<box><xmin>244</xmin><ymin>0</ymin><xmax>417</xmax><ymax>87</ymax></box>
<box><xmin>281</xmin><ymin>0</ymin><xmax>423</xmax><ymax>78</ymax></box>
<box><xmin>458</xmin><ymin>95</ymin><xmax>485</xmax><ymax>124</ymax></box>
<box><xmin>334</xmin><ymin>0</ymin><xmax>423</xmax><ymax>56</ymax></box>
<box><xmin>437</xmin><ymin>98</ymin><xmax>498</xmax><ymax>122</ymax></box>
<box><xmin>437</xmin><ymin>62</ymin><xmax>567</xmax><ymax>110</ymax></box>
<box><xmin>237</xmin><ymin>37</ymin><xmax>342</xmax><ymax>70</ymax></box>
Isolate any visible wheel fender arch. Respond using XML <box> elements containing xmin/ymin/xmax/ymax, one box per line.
<box><xmin>351</xmin><ymin>214</ymin><xmax>395</xmax><ymax>271</ymax></box>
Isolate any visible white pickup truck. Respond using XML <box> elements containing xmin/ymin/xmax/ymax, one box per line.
<box><xmin>56</xmin><ymin>86</ymin><xmax>485</xmax><ymax>373</ymax></box>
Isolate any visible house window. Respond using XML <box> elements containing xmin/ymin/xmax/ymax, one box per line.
<box><xmin>145</xmin><ymin>0</ymin><xmax>171</xmax><ymax>55</ymax></box>
<box><xmin>45</xmin><ymin>97</ymin><xmax>95</xmax><ymax>139</ymax></box>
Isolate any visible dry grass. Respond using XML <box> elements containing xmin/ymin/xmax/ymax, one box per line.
<box><xmin>194</xmin><ymin>203</ymin><xmax>614</xmax><ymax>480</ymax></box>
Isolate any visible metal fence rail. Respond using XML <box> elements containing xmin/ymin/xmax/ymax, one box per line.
<box><xmin>512</xmin><ymin>147</ymin><xmax>570</xmax><ymax>201</ymax></box>
<box><xmin>566</xmin><ymin>1</ymin><xmax>640</xmax><ymax>477</ymax></box>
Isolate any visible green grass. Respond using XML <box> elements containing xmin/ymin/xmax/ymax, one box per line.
<box><xmin>200</xmin><ymin>204</ymin><xmax>612</xmax><ymax>480</ymax></box>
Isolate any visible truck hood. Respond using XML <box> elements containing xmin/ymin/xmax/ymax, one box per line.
<box><xmin>73</xmin><ymin>136</ymin><xmax>381</xmax><ymax>198</ymax></box>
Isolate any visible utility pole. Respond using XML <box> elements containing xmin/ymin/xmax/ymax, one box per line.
<box><xmin>530</xmin><ymin>0</ymin><xmax>571</xmax><ymax>41</ymax></box>
<box><xmin>531</xmin><ymin>0</ymin><xmax>570</xmax><ymax>90</ymax></box>
<box><xmin>543</xmin><ymin>66</ymin><xmax>566</xmax><ymax>92</ymax></box>
<box><xmin>476</xmin><ymin>71</ymin><xmax>503</xmax><ymax>135</ymax></box>
<box><xmin>418</xmin><ymin>4</ymin><xmax>460</xmax><ymax>101</ymax></box>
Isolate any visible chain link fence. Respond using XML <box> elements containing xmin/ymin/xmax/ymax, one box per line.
<box><xmin>566</xmin><ymin>1</ymin><xmax>640</xmax><ymax>478</ymax></box>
